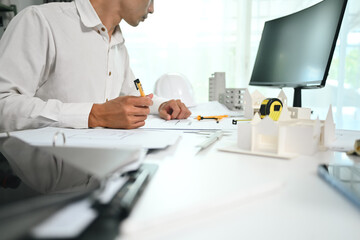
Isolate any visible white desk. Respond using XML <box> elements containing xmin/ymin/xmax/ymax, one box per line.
<box><xmin>119</xmin><ymin>129</ymin><xmax>360</xmax><ymax>240</ymax></box>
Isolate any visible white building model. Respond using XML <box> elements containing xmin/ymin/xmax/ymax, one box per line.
<box><xmin>235</xmin><ymin>90</ymin><xmax>336</xmax><ymax>158</ymax></box>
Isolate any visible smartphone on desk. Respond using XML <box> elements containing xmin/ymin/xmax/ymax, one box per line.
<box><xmin>318</xmin><ymin>153</ymin><xmax>360</xmax><ymax>210</ymax></box>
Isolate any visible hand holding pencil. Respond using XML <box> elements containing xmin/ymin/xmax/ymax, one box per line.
<box><xmin>134</xmin><ymin>78</ymin><xmax>191</xmax><ymax>120</ymax></box>
<box><xmin>87</xmin><ymin>79</ymin><xmax>153</xmax><ymax>129</ymax></box>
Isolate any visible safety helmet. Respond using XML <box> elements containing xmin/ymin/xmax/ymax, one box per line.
<box><xmin>154</xmin><ymin>73</ymin><xmax>196</xmax><ymax>107</ymax></box>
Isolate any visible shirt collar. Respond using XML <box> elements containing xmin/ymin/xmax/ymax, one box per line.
<box><xmin>75</xmin><ymin>0</ymin><xmax>102</xmax><ymax>28</ymax></box>
<box><xmin>75</xmin><ymin>0</ymin><xmax>124</xmax><ymax>45</ymax></box>
<box><xmin>112</xmin><ymin>25</ymin><xmax>125</xmax><ymax>46</ymax></box>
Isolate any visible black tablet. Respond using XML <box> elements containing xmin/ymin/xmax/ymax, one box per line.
<box><xmin>318</xmin><ymin>153</ymin><xmax>360</xmax><ymax>209</ymax></box>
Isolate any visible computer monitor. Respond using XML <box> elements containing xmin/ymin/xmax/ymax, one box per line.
<box><xmin>249</xmin><ymin>0</ymin><xmax>347</xmax><ymax>107</ymax></box>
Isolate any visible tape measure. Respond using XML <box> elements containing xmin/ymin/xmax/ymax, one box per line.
<box><xmin>259</xmin><ymin>98</ymin><xmax>283</xmax><ymax>121</ymax></box>
<box><xmin>347</xmin><ymin>139</ymin><xmax>360</xmax><ymax>156</ymax></box>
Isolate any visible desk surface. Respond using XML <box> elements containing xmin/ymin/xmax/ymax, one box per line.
<box><xmin>119</xmin><ymin>129</ymin><xmax>360</xmax><ymax>240</ymax></box>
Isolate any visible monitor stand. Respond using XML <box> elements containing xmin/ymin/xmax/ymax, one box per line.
<box><xmin>293</xmin><ymin>87</ymin><xmax>302</xmax><ymax>108</ymax></box>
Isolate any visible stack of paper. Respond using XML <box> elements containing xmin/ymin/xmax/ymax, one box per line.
<box><xmin>9</xmin><ymin>127</ymin><xmax>180</xmax><ymax>149</ymax></box>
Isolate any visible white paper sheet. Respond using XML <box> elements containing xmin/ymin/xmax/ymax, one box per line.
<box><xmin>39</xmin><ymin>145</ymin><xmax>141</xmax><ymax>179</ymax></box>
<box><xmin>142</xmin><ymin>115</ymin><xmax>239</xmax><ymax>130</ymax></box>
<box><xmin>141</xmin><ymin>101</ymin><xmax>245</xmax><ymax>130</ymax></box>
<box><xmin>31</xmin><ymin>199</ymin><xmax>98</xmax><ymax>239</ymax></box>
<box><xmin>97</xmin><ymin>176</ymin><xmax>129</xmax><ymax>204</ymax></box>
<box><xmin>10</xmin><ymin>127</ymin><xmax>180</xmax><ymax>149</ymax></box>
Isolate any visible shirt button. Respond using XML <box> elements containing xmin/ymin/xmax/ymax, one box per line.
<box><xmin>101</xmin><ymin>27</ymin><xmax>106</xmax><ymax>32</ymax></box>
<box><xmin>106</xmin><ymin>98</ymin><xmax>109</xmax><ymax>102</ymax></box>
<box><xmin>97</xmin><ymin>30</ymin><xmax>100</xmax><ymax>34</ymax></box>
<box><xmin>109</xmin><ymin>71</ymin><xmax>112</xmax><ymax>76</ymax></box>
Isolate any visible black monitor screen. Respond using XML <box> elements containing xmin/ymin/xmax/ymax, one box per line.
<box><xmin>249</xmin><ymin>0</ymin><xmax>347</xmax><ymax>107</ymax></box>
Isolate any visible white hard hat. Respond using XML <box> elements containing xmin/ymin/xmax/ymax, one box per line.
<box><xmin>154</xmin><ymin>73</ymin><xmax>196</xmax><ymax>107</ymax></box>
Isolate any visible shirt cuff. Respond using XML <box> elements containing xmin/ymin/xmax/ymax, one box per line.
<box><xmin>58</xmin><ymin>103</ymin><xmax>94</xmax><ymax>128</ymax></box>
<box><xmin>150</xmin><ymin>95</ymin><xmax>168</xmax><ymax>114</ymax></box>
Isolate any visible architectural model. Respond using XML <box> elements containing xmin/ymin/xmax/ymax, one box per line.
<box><xmin>208</xmin><ymin>72</ymin><xmax>246</xmax><ymax>111</ymax></box>
<box><xmin>243</xmin><ymin>89</ymin><xmax>312</xmax><ymax>120</ymax></box>
<box><xmin>209</xmin><ymin>72</ymin><xmax>225</xmax><ymax>101</ymax></box>
<box><xmin>219</xmin><ymin>89</ymin><xmax>336</xmax><ymax>159</ymax></box>
<box><xmin>236</xmin><ymin>104</ymin><xmax>335</xmax><ymax>158</ymax></box>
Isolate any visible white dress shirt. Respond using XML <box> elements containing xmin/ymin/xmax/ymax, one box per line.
<box><xmin>0</xmin><ymin>0</ymin><xmax>167</xmax><ymax>132</ymax></box>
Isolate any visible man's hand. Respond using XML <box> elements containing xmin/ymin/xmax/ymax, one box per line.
<box><xmin>88</xmin><ymin>95</ymin><xmax>153</xmax><ymax>129</ymax></box>
<box><xmin>158</xmin><ymin>99</ymin><xmax>192</xmax><ymax>120</ymax></box>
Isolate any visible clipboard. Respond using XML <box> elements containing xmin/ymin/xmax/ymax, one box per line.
<box><xmin>0</xmin><ymin>135</ymin><xmax>158</xmax><ymax>240</ymax></box>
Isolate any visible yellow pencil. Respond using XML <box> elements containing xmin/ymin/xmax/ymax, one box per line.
<box><xmin>134</xmin><ymin>79</ymin><xmax>145</xmax><ymax>97</ymax></box>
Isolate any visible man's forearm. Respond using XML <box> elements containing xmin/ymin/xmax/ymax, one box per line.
<box><xmin>0</xmin><ymin>95</ymin><xmax>92</xmax><ymax>132</ymax></box>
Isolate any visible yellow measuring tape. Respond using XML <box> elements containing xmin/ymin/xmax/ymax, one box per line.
<box><xmin>347</xmin><ymin>139</ymin><xmax>360</xmax><ymax>156</ymax></box>
<box><xmin>259</xmin><ymin>98</ymin><xmax>283</xmax><ymax>121</ymax></box>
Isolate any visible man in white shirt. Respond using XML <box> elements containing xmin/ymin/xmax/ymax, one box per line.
<box><xmin>0</xmin><ymin>0</ymin><xmax>191</xmax><ymax>132</ymax></box>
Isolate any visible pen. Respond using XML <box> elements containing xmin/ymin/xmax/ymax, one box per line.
<box><xmin>232</xmin><ymin>119</ymin><xmax>252</xmax><ymax>125</ymax></box>
<box><xmin>134</xmin><ymin>79</ymin><xmax>145</xmax><ymax>97</ymax></box>
<box><xmin>196</xmin><ymin>131</ymin><xmax>223</xmax><ymax>151</ymax></box>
